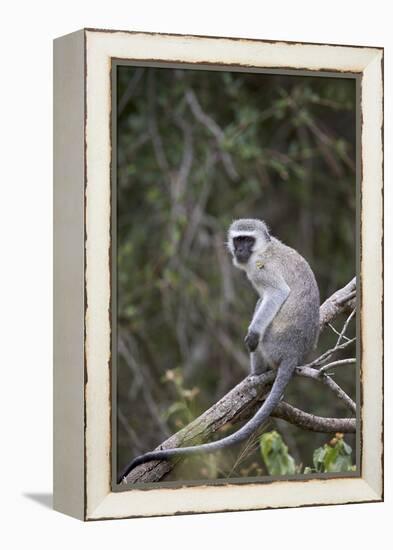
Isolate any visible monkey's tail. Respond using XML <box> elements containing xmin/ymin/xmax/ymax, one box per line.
<box><xmin>118</xmin><ymin>360</ymin><xmax>297</xmax><ymax>483</ymax></box>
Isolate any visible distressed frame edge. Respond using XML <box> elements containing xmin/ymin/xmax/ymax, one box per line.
<box><xmin>88</xmin><ymin>479</ymin><xmax>381</xmax><ymax>520</ymax></box>
<box><xmin>358</xmin><ymin>48</ymin><xmax>384</xmax><ymax>499</ymax></box>
<box><xmin>81</xmin><ymin>30</ymin><xmax>383</xmax><ymax>521</ymax></box>
<box><xmin>84</xmin><ymin>26</ymin><xmax>384</xmax><ymax>54</ymax></box>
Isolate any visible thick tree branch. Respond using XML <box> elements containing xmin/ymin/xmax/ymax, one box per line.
<box><xmin>272</xmin><ymin>402</ymin><xmax>356</xmax><ymax>433</ymax></box>
<box><xmin>124</xmin><ymin>370</ymin><xmax>275</xmax><ymax>483</ymax></box>
<box><xmin>319</xmin><ymin>276</ymin><xmax>356</xmax><ymax>329</ymax></box>
<box><xmin>123</xmin><ymin>278</ymin><xmax>357</xmax><ymax>484</ymax></box>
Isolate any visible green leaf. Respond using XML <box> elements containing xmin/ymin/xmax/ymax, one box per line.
<box><xmin>260</xmin><ymin>431</ymin><xmax>296</xmax><ymax>476</ymax></box>
<box><xmin>342</xmin><ymin>440</ymin><xmax>352</xmax><ymax>455</ymax></box>
<box><xmin>310</xmin><ymin>438</ymin><xmax>354</xmax><ymax>473</ymax></box>
<box><xmin>313</xmin><ymin>446</ymin><xmax>327</xmax><ymax>471</ymax></box>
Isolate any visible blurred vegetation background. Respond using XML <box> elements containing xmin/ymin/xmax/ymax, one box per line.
<box><xmin>116</xmin><ymin>66</ymin><xmax>357</xmax><ymax>481</ymax></box>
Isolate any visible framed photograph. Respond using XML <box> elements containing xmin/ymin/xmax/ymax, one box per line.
<box><xmin>53</xmin><ymin>29</ymin><xmax>383</xmax><ymax>520</ymax></box>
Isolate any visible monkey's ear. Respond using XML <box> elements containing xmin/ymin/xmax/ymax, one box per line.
<box><xmin>260</xmin><ymin>221</ymin><xmax>271</xmax><ymax>241</ymax></box>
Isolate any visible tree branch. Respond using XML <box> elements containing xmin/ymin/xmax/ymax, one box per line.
<box><xmin>272</xmin><ymin>402</ymin><xmax>356</xmax><ymax>433</ymax></box>
<box><xmin>296</xmin><ymin>366</ymin><xmax>356</xmax><ymax>413</ymax></box>
<box><xmin>319</xmin><ymin>358</ymin><xmax>356</xmax><ymax>375</ymax></box>
<box><xmin>123</xmin><ymin>277</ymin><xmax>357</xmax><ymax>484</ymax></box>
<box><xmin>185</xmin><ymin>89</ymin><xmax>239</xmax><ymax>181</ymax></box>
<box><xmin>319</xmin><ymin>276</ymin><xmax>356</xmax><ymax>329</ymax></box>
<box><xmin>124</xmin><ymin>370</ymin><xmax>275</xmax><ymax>483</ymax></box>
<box><xmin>305</xmin><ymin>337</ymin><xmax>356</xmax><ymax>369</ymax></box>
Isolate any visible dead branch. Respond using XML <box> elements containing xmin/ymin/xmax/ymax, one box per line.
<box><xmin>296</xmin><ymin>366</ymin><xmax>356</xmax><ymax>413</ymax></box>
<box><xmin>272</xmin><ymin>402</ymin><xmax>356</xmax><ymax>433</ymax></box>
<box><xmin>304</xmin><ymin>337</ymin><xmax>356</xmax><ymax>369</ymax></box>
<box><xmin>319</xmin><ymin>358</ymin><xmax>356</xmax><ymax>375</ymax></box>
<box><xmin>123</xmin><ymin>277</ymin><xmax>357</xmax><ymax>484</ymax></box>
<box><xmin>124</xmin><ymin>370</ymin><xmax>275</xmax><ymax>483</ymax></box>
<box><xmin>319</xmin><ymin>276</ymin><xmax>356</xmax><ymax>329</ymax></box>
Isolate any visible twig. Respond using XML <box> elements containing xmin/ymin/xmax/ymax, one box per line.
<box><xmin>319</xmin><ymin>358</ymin><xmax>356</xmax><ymax>375</ymax></box>
<box><xmin>328</xmin><ymin>322</ymin><xmax>350</xmax><ymax>342</ymax></box>
<box><xmin>296</xmin><ymin>366</ymin><xmax>356</xmax><ymax>413</ymax></box>
<box><xmin>303</xmin><ymin>337</ymin><xmax>356</xmax><ymax>369</ymax></box>
<box><xmin>227</xmin><ymin>432</ymin><xmax>264</xmax><ymax>478</ymax></box>
<box><xmin>185</xmin><ymin>89</ymin><xmax>239</xmax><ymax>180</ymax></box>
<box><xmin>335</xmin><ymin>308</ymin><xmax>356</xmax><ymax>348</ymax></box>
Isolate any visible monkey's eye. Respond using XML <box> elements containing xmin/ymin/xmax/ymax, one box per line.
<box><xmin>234</xmin><ymin>236</ymin><xmax>255</xmax><ymax>245</ymax></box>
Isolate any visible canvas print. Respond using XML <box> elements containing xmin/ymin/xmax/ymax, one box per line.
<box><xmin>114</xmin><ymin>65</ymin><xmax>358</xmax><ymax>487</ymax></box>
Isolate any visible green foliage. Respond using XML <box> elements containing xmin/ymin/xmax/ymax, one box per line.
<box><xmin>259</xmin><ymin>431</ymin><xmax>296</xmax><ymax>475</ymax></box>
<box><xmin>305</xmin><ymin>433</ymin><xmax>355</xmax><ymax>474</ymax></box>
<box><xmin>260</xmin><ymin>431</ymin><xmax>355</xmax><ymax>477</ymax></box>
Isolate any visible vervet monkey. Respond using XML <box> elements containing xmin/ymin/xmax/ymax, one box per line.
<box><xmin>118</xmin><ymin>218</ymin><xmax>320</xmax><ymax>483</ymax></box>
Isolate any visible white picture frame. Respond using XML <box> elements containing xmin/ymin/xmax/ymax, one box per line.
<box><xmin>53</xmin><ymin>28</ymin><xmax>383</xmax><ymax>521</ymax></box>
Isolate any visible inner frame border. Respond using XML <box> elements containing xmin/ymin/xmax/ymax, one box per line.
<box><xmin>110</xmin><ymin>59</ymin><xmax>362</xmax><ymax>494</ymax></box>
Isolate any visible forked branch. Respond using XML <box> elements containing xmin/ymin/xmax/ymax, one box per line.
<box><xmin>123</xmin><ymin>277</ymin><xmax>357</xmax><ymax>484</ymax></box>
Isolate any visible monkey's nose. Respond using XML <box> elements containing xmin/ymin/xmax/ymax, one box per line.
<box><xmin>236</xmin><ymin>251</ymin><xmax>249</xmax><ymax>263</ymax></box>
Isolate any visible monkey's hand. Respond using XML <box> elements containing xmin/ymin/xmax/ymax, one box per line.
<box><xmin>244</xmin><ymin>330</ymin><xmax>260</xmax><ymax>353</ymax></box>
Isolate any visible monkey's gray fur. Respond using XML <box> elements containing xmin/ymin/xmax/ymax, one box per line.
<box><xmin>118</xmin><ymin>218</ymin><xmax>320</xmax><ymax>483</ymax></box>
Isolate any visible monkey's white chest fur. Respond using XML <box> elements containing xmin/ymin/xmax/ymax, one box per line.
<box><xmin>246</xmin><ymin>257</ymin><xmax>268</xmax><ymax>295</ymax></box>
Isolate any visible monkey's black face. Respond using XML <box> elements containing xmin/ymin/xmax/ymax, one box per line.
<box><xmin>233</xmin><ymin>235</ymin><xmax>255</xmax><ymax>264</ymax></box>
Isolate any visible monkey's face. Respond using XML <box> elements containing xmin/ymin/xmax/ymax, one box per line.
<box><xmin>228</xmin><ymin>219</ymin><xmax>271</xmax><ymax>270</ymax></box>
<box><xmin>232</xmin><ymin>235</ymin><xmax>256</xmax><ymax>265</ymax></box>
